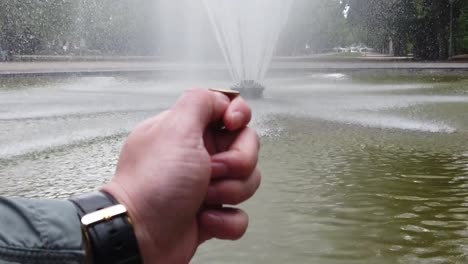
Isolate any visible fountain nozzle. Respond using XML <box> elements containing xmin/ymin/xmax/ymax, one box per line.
<box><xmin>231</xmin><ymin>80</ymin><xmax>265</xmax><ymax>99</ymax></box>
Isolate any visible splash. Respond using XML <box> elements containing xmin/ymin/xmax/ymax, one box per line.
<box><xmin>203</xmin><ymin>0</ymin><xmax>293</xmax><ymax>87</ymax></box>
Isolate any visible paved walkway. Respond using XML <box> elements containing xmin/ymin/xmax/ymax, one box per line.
<box><xmin>0</xmin><ymin>61</ymin><xmax>218</xmax><ymax>76</ymax></box>
<box><xmin>1</xmin><ymin>60</ymin><xmax>468</xmax><ymax>76</ymax></box>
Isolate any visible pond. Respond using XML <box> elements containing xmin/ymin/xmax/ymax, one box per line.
<box><xmin>1</xmin><ymin>71</ymin><xmax>468</xmax><ymax>263</ymax></box>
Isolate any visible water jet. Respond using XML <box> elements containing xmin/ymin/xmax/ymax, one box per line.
<box><xmin>203</xmin><ymin>0</ymin><xmax>293</xmax><ymax>99</ymax></box>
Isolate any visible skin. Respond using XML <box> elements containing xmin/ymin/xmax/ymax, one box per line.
<box><xmin>102</xmin><ymin>88</ymin><xmax>261</xmax><ymax>264</ymax></box>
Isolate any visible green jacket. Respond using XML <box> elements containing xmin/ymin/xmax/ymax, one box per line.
<box><xmin>0</xmin><ymin>197</ymin><xmax>85</xmax><ymax>263</ymax></box>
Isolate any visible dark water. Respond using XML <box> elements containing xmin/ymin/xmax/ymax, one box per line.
<box><xmin>1</xmin><ymin>72</ymin><xmax>468</xmax><ymax>263</ymax></box>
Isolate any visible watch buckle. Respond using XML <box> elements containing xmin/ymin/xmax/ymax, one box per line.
<box><xmin>81</xmin><ymin>204</ymin><xmax>127</xmax><ymax>227</ymax></box>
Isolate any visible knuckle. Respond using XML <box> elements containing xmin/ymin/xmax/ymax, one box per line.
<box><xmin>234</xmin><ymin>97</ymin><xmax>252</xmax><ymax>111</ymax></box>
<box><xmin>182</xmin><ymin>88</ymin><xmax>217</xmax><ymax>110</ymax></box>
<box><xmin>235</xmin><ymin>153</ymin><xmax>256</xmax><ymax>175</ymax></box>
<box><xmin>185</xmin><ymin>87</ymin><xmax>204</xmax><ymax>94</ymax></box>
<box><xmin>232</xmin><ymin>185</ymin><xmax>246</xmax><ymax>205</ymax></box>
<box><xmin>222</xmin><ymin>182</ymin><xmax>246</xmax><ymax>205</ymax></box>
<box><xmin>185</xmin><ymin>88</ymin><xmax>211</xmax><ymax>100</ymax></box>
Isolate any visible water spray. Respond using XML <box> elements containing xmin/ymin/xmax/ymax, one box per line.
<box><xmin>204</xmin><ymin>0</ymin><xmax>293</xmax><ymax>99</ymax></box>
<box><xmin>231</xmin><ymin>80</ymin><xmax>265</xmax><ymax>99</ymax></box>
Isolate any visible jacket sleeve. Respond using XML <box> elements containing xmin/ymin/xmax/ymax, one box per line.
<box><xmin>0</xmin><ymin>197</ymin><xmax>86</xmax><ymax>264</ymax></box>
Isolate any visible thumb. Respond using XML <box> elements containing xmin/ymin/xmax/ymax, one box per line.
<box><xmin>168</xmin><ymin>88</ymin><xmax>230</xmax><ymax>134</ymax></box>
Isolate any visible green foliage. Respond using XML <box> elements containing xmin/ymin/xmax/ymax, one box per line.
<box><xmin>455</xmin><ymin>4</ymin><xmax>468</xmax><ymax>53</ymax></box>
<box><xmin>345</xmin><ymin>0</ymin><xmax>468</xmax><ymax>60</ymax></box>
<box><xmin>278</xmin><ymin>0</ymin><xmax>353</xmax><ymax>55</ymax></box>
<box><xmin>347</xmin><ymin>0</ymin><xmax>393</xmax><ymax>51</ymax></box>
<box><xmin>0</xmin><ymin>0</ymin><xmax>75</xmax><ymax>54</ymax></box>
<box><xmin>1</xmin><ymin>0</ymin><xmax>467</xmax><ymax>59</ymax></box>
<box><xmin>74</xmin><ymin>0</ymin><xmax>158</xmax><ymax>55</ymax></box>
<box><xmin>346</xmin><ymin>0</ymin><xmax>418</xmax><ymax>56</ymax></box>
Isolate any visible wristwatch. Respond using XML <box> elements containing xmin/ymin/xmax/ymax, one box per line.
<box><xmin>69</xmin><ymin>192</ymin><xmax>142</xmax><ymax>264</ymax></box>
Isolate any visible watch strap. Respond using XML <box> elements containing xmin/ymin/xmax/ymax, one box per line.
<box><xmin>70</xmin><ymin>192</ymin><xmax>142</xmax><ymax>264</ymax></box>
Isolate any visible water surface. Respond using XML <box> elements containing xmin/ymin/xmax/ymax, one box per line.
<box><xmin>1</xmin><ymin>72</ymin><xmax>468</xmax><ymax>263</ymax></box>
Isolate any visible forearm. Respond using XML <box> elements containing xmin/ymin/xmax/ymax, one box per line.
<box><xmin>0</xmin><ymin>197</ymin><xmax>85</xmax><ymax>264</ymax></box>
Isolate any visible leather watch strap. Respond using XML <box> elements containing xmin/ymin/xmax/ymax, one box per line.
<box><xmin>70</xmin><ymin>192</ymin><xmax>142</xmax><ymax>264</ymax></box>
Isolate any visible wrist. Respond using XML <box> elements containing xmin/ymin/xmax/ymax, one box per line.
<box><xmin>101</xmin><ymin>182</ymin><xmax>162</xmax><ymax>264</ymax></box>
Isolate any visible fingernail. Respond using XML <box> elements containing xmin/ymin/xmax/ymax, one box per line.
<box><xmin>230</xmin><ymin>112</ymin><xmax>245</xmax><ymax>130</ymax></box>
<box><xmin>211</xmin><ymin>162</ymin><xmax>228</xmax><ymax>177</ymax></box>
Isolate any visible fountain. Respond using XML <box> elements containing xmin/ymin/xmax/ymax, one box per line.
<box><xmin>203</xmin><ymin>0</ymin><xmax>293</xmax><ymax>98</ymax></box>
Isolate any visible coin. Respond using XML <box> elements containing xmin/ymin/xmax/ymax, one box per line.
<box><xmin>209</xmin><ymin>88</ymin><xmax>240</xmax><ymax>99</ymax></box>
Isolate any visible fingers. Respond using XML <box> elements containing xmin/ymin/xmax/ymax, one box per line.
<box><xmin>223</xmin><ymin>97</ymin><xmax>252</xmax><ymax>131</ymax></box>
<box><xmin>128</xmin><ymin>110</ymin><xmax>170</xmax><ymax>133</ymax></box>
<box><xmin>168</xmin><ymin>88</ymin><xmax>230</xmax><ymax>134</ymax></box>
<box><xmin>198</xmin><ymin>208</ymin><xmax>249</xmax><ymax>243</ymax></box>
<box><xmin>205</xmin><ymin>167</ymin><xmax>261</xmax><ymax>205</ymax></box>
<box><xmin>165</xmin><ymin>89</ymin><xmax>252</xmax><ymax>138</ymax></box>
<box><xmin>211</xmin><ymin>127</ymin><xmax>260</xmax><ymax>178</ymax></box>
<box><xmin>203</xmin><ymin>96</ymin><xmax>252</xmax><ymax>155</ymax></box>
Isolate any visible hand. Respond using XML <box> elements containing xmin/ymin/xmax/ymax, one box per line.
<box><xmin>102</xmin><ymin>89</ymin><xmax>261</xmax><ymax>263</ymax></box>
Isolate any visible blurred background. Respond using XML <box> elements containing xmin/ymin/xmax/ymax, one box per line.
<box><xmin>1</xmin><ymin>0</ymin><xmax>468</xmax><ymax>61</ymax></box>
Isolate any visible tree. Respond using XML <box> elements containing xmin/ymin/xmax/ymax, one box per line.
<box><xmin>411</xmin><ymin>0</ymin><xmax>451</xmax><ymax>60</ymax></box>
<box><xmin>345</xmin><ymin>0</ymin><xmax>467</xmax><ymax>60</ymax></box>
<box><xmin>0</xmin><ymin>0</ymin><xmax>75</xmax><ymax>55</ymax></box>
<box><xmin>0</xmin><ymin>0</ymin><xmax>159</xmax><ymax>56</ymax></box>
<box><xmin>454</xmin><ymin>1</ymin><xmax>468</xmax><ymax>54</ymax></box>
<box><xmin>278</xmin><ymin>0</ymin><xmax>352</xmax><ymax>55</ymax></box>
<box><xmin>346</xmin><ymin>0</ymin><xmax>417</xmax><ymax>56</ymax></box>
<box><xmin>75</xmin><ymin>0</ymin><xmax>153</xmax><ymax>55</ymax></box>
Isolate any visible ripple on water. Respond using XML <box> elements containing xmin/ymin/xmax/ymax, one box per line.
<box><xmin>398</xmin><ymin>255</ymin><xmax>453</xmax><ymax>264</ymax></box>
<box><xmin>448</xmin><ymin>207</ymin><xmax>468</xmax><ymax>213</ymax></box>
<box><xmin>395</xmin><ymin>213</ymin><xmax>420</xmax><ymax>219</ymax></box>
<box><xmin>451</xmin><ymin>214</ymin><xmax>468</xmax><ymax>220</ymax></box>
<box><xmin>401</xmin><ymin>225</ymin><xmax>431</xmax><ymax>233</ymax></box>
<box><xmin>377</xmin><ymin>193</ymin><xmax>430</xmax><ymax>201</ymax></box>
<box><xmin>413</xmin><ymin>206</ymin><xmax>432</xmax><ymax>212</ymax></box>
<box><xmin>2</xmin><ymin>75</ymin><xmax>468</xmax><ymax>264</ymax></box>
<box><xmin>425</xmin><ymin>202</ymin><xmax>447</xmax><ymax>207</ymax></box>
<box><xmin>420</xmin><ymin>221</ymin><xmax>453</xmax><ymax>228</ymax></box>
<box><xmin>0</xmin><ymin>135</ymin><xmax>123</xmax><ymax>198</ymax></box>
<box><xmin>453</xmin><ymin>230</ymin><xmax>468</xmax><ymax>237</ymax></box>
